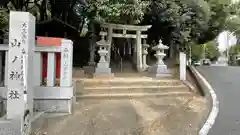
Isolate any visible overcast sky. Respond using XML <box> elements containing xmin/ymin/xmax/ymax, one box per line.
<box><xmin>216</xmin><ymin>0</ymin><xmax>239</xmax><ymax>52</ymax></box>
<box><xmin>217</xmin><ymin>31</ymin><xmax>237</xmax><ymax>52</ymax></box>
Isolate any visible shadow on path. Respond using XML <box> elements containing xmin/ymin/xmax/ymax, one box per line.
<box><xmin>33</xmin><ymin>94</ymin><xmax>208</xmax><ymax>135</ymax></box>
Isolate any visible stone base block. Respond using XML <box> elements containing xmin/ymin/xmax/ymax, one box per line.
<box><xmin>33</xmin><ymin>85</ymin><xmax>76</xmax><ymax>114</ymax></box>
<box><xmin>0</xmin><ymin>120</ymin><xmax>19</xmax><ymax>134</ymax></box>
<box><xmin>0</xmin><ymin>84</ymin><xmax>77</xmax><ymax>115</ymax></box>
<box><xmin>94</xmin><ymin>67</ymin><xmax>112</xmax><ymax>76</ymax></box>
<box><xmin>34</xmin><ymin>98</ymin><xmax>75</xmax><ymax>114</ymax></box>
<box><xmin>0</xmin><ymin>98</ymin><xmax>75</xmax><ymax>116</ymax></box>
<box><xmin>148</xmin><ymin>64</ymin><xmax>172</xmax><ymax>77</ymax></box>
<box><xmin>93</xmin><ymin>73</ymin><xmax>114</xmax><ymax>79</ymax></box>
<box><xmin>97</xmin><ymin>62</ymin><xmax>109</xmax><ymax>68</ymax></box>
<box><xmin>0</xmin><ymin>99</ymin><xmax>6</xmax><ymax>117</ymax></box>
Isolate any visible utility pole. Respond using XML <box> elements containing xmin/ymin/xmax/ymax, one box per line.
<box><xmin>202</xmin><ymin>44</ymin><xmax>206</xmax><ymax>59</ymax></box>
<box><xmin>226</xmin><ymin>31</ymin><xmax>230</xmax><ymax>65</ymax></box>
<box><xmin>226</xmin><ymin>32</ymin><xmax>229</xmax><ymax>60</ymax></box>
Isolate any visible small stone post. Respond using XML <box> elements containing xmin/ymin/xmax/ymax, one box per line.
<box><xmin>148</xmin><ymin>39</ymin><xmax>171</xmax><ymax>77</ymax></box>
<box><xmin>179</xmin><ymin>52</ymin><xmax>186</xmax><ymax>80</ymax></box>
<box><xmin>60</xmin><ymin>39</ymin><xmax>73</xmax><ymax>87</ymax></box>
<box><xmin>94</xmin><ymin>35</ymin><xmax>113</xmax><ymax>77</ymax></box>
<box><xmin>142</xmin><ymin>39</ymin><xmax>149</xmax><ymax>71</ymax></box>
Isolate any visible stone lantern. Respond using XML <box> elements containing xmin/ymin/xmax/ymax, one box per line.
<box><xmin>142</xmin><ymin>39</ymin><xmax>149</xmax><ymax>70</ymax></box>
<box><xmin>94</xmin><ymin>35</ymin><xmax>113</xmax><ymax>76</ymax></box>
<box><xmin>148</xmin><ymin>39</ymin><xmax>171</xmax><ymax>77</ymax></box>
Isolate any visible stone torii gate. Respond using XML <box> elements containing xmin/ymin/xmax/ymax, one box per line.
<box><xmin>99</xmin><ymin>23</ymin><xmax>152</xmax><ymax>72</ymax></box>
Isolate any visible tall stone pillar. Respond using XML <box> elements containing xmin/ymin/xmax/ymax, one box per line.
<box><xmin>7</xmin><ymin>11</ymin><xmax>35</xmax><ymax>134</ymax></box>
<box><xmin>142</xmin><ymin>39</ymin><xmax>149</xmax><ymax>71</ymax></box>
<box><xmin>136</xmin><ymin>30</ymin><xmax>143</xmax><ymax>72</ymax></box>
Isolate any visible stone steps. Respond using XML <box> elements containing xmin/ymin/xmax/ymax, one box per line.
<box><xmin>79</xmin><ymin>78</ymin><xmax>182</xmax><ymax>87</ymax></box>
<box><xmin>77</xmin><ymin>86</ymin><xmax>191</xmax><ymax>99</ymax></box>
<box><xmin>75</xmin><ymin>77</ymin><xmax>192</xmax><ymax>99</ymax></box>
<box><xmin>80</xmin><ymin>85</ymin><xmax>188</xmax><ymax>94</ymax></box>
<box><xmin>77</xmin><ymin>91</ymin><xmax>193</xmax><ymax>100</ymax></box>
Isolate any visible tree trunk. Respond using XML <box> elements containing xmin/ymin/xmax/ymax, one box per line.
<box><xmin>88</xmin><ymin>21</ymin><xmax>97</xmax><ymax>66</ymax></box>
<box><xmin>88</xmin><ymin>33</ymin><xmax>97</xmax><ymax>66</ymax></box>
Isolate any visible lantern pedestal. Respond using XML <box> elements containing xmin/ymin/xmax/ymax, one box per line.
<box><xmin>95</xmin><ymin>62</ymin><xmax>112</xmax><ymax>75</ymax></box>
<box><xmin>94</xmin><ymin>61</ymin><xmax>113</xmax><ymax>78</ymax></box>
<box><xmin>148</xmin><ymin>64</ymin><xmax>171</xmax><ymax>77</ymax></box>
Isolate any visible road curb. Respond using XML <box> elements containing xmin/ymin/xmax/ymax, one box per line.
<box><xmin>188</xmin><ymin>66</ymin><xmax>219</xmax><ymax>135</ymax></box>
<box><xmin>181</xmin><ymin>80</ymin><xmax>197</xmax><ymax>93</ymax></box>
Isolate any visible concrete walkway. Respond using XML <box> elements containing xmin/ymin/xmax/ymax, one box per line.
<box><xmin>34</xmin><ymin>95</ymin><xmax>208</xmax><ymax>135</ymax></box>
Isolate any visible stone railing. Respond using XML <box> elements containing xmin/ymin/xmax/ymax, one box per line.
<box><xmin>0</xmin><ymin>39</ymin><xmax>76</xmax><ymax>114</ymax></box>
<box><xmin>0</xmin><ymin>11</ymin><xmax>76</xmax><ymax>135</ymax></box>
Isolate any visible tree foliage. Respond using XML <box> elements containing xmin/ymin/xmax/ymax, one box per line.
<box><xmin>224</xmin><ymin>1</ymin><xmax>240</xmax><ymax>38</ymax></box>
<box><xmin>0</xmin><ymin>0</ymin><xmax>236</xmax><ymax>49</ymax></box>
<box><xmin>191</xmin><ymin>40</ymin><xmax>220</xmax><ymax>62</ymax></box>
<box><xmin>0</xmin><ymin>0</ymin><xmax>88</xmax><ymax>32</ymax></box>
<box><xmin>144</xmin><ymin>0</ymin><xmax>232</xmax><ymax>48</ymax></box>
<box><xmin>0</xmin><ymin>7</ymin><xmax>9</xmax><ymax>35</ymax></box>
<box><xmin>229</xmin><ymin>44</ymin><xmax>240</xmax><ymax>56</ymax></box>
<box><xmin>191</xmin><ymin>44</ymin><xmax>203</xmax><ymax>62</ymax></box>
<box><xmin>228</xmin><ymin>44</ymin><xmax>240</xmax><ymax>64</ymax></box>
<box><xmin>86</xmin><ymin>0</ymin><xmax>149</xmax><ymax>24</ymax></box>
<box><xmin>204</xmin><ymin>40</ymin><xmax>221</xmax><ymax>61</ymax></box>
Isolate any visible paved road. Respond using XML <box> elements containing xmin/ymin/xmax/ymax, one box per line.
<box><xmin>197</xmin><ymin>66</ymin><xmax>240</xmax><ymax>135</ymax></box>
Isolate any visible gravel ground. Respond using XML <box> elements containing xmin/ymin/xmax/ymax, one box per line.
<box><xmin>33</xmin><ymin>95</ymin><xmax>209</xmax><ymax>135</ymax></box>
<box><xmin>31</xmin><ymin>65</ymin><xmax>210</xmax><ymax>135</ymax></box>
